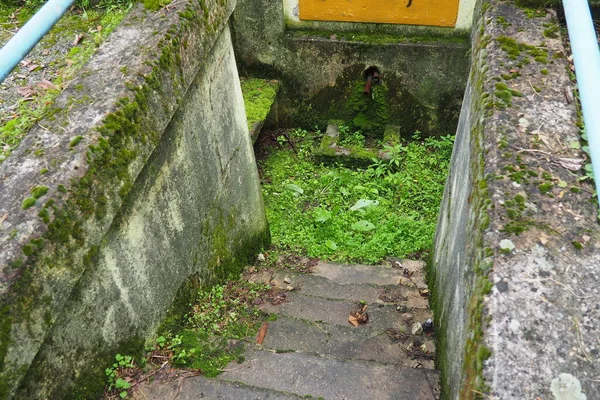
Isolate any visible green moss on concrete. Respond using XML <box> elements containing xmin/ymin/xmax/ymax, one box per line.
<box><xmin>38</xmin><ymin>208</ymin><xmax>51</xmax><ymax>224</ymax></box>
<box><xmin>143</xmin><ymin>0</ymin><xmax>172</xmax><ymax>11</ymax></box>
<box><xmin>240</xmin><ymin>78</ymin><xmax>279</xmax><ymax>130</ymax></box>
<box><xmin>21</xmin><ymin>197</ymin><xmax>36</xmax><ymax>210</ymax></box>
<box><xmin>346</xmin><ymin>82</ymin><xmax>389</xmax><ymax>137</ymax></box>
<box><xmin>287</xmin><ymin>28</ymin><xmax>469</xmax><ymax>46</ymax></box>
<box><xmin>538</xmin><ymin>182</ymin><xmax>553</xmax><ymax>195</ymax></box>
<box><xmin>543</xmin><ymin>22</ymin><xmax>560</xmax><ymax>38</ymax></box>
<box><xmin>497</xmin><ymin>36</ymin><xmax>549</xmax><ymax>65</ymax></box>
<box><xmin>31</xmin><ymin>186</ymin><xmax>49</xmax><ymax>199</ymax></box>
<box><xmin>69</xmin><ymin>135</ymin><xmax>84</xmax><ymax>148</ymax></box>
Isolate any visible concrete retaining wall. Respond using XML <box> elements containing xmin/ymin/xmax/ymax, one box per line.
<box><xmin>433</xmin><ymin>0</ymin><xmax>600</xmax><ymax>398</ymax></box>
<box><xmin>0</xmin><ymin>1</ymin><xmax>268</xmax><ymax>398</ymax></box>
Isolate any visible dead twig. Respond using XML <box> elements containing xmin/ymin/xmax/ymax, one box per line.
<box><xmin>130</xmin><ymin>361</ymin><xmax>169</xmax><ymax>388</ymax></box>
<box><xmin>573</xmin><ymin>317</ymin><xmax>594</xmax><ymax>363</ymax></box>
<box><xmin>283</xmin><ymin>131</ymin><xmax>298</xmax><ymax>155</ymax></box>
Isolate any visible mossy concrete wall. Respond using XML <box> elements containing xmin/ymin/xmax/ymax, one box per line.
<box><xmin>433</xmin><ymin>0</ymin><xmax>600</xmax><ymax>399</ymax></box>
<box><xmin>232</xmin><ymin>0</ymin><xmax>471</xmax><ymax>137</ymax></box>
<box><xmin>0</xmin><ymin>1</ymin><xmax>268</xmax><ymax>398</ymax></box>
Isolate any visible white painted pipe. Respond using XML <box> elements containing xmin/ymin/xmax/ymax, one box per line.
<box><xmin>562</xmin><ymin>0</ymin><xmax>600</xmax><ymax>205</ymax></box>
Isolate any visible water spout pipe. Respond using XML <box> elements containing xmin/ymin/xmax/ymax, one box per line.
<box><xmin>364</xmin><ymin>74</ymin><xmax>373</xmax><ymax>95</ymax></box>
<box><xmin>0</xmin><ymin>0</ymin><xmax>75</xmax><ymax>84</ymax></box>
<box><xmin>562</xmin><ymin>0</ymin><xmax>600</xmax><ymax>206</ymax></box>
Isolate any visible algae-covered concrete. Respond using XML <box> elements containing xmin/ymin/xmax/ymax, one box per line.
<box><xmin>232</xmin><ymin>0</ymin><xmax>470</xmax><ymax>137</ymax></box>
<box><xmin>433</xmin><ymin>0</ymin><xmax>600</xmax><ymax>398</ymax></box>
<box><xmin>0</xmin><ymin>0</ymin><xmax>268</xmax><ymax>397</ymax></box>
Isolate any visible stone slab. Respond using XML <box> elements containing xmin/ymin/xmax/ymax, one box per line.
<box><xmin>134</xmin><ymin>374</ymin><xmax>303</xmax><ymax>400</ymax></box>
<box><xmin>259</xmin><ymin>291</ymin><xmax>432</xmax><ymax>331</ymax></box>
<box><xmin>267</xmin><ymin>270</ymin><xmax>426</xmax><ymax>307</ymax></box>
<box><xmin>221</xmin><ymin>349</ymin><xmax>439</xmax><ymax>399</ymax></box>
<box><xmin>261</xmin><ymin>316</ymin><xmax>436</xmax><ymax>368</ymax></box>
<box><xmin>312</xmin><ymin>261</ymin><xmax>419</xmax><ymax>285</ymax></box>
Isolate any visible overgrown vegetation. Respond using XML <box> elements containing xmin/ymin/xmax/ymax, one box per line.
<box><xmin>103</xmin><ymin>279</ymin><xmax>273</xmax><ymax>398</ymax></box>
<box><xmin>260</xmin><ymin>128</ymin><xmax>454</xmax><ymax>264</ymax></box>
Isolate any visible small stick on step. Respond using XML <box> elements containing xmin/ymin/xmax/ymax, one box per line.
<box><xmin>256</xmin><ymin>322</ymin><xmax>269</xmax><ymax>345</ymax></box>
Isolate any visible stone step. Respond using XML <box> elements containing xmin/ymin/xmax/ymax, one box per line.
<box><xmin>220</xmin><ymin>348</ymin><xmax>440</xmax><ymax>399</ymax></box>
<box><xmin>134</xmin><ymin>374</ymin><xmax>303</xmax><ymax>399</ymax></box>
<box><xmin>260</xmin><ymin>315</ymin><xmax>436</xmax><ymax>369</ymax></box>
<box><xmin>251</xmin><ymin>270</ymin><xmax>429</xmax><ymax>308</ymax></box>
<box><xmin>313</xmin><ymin>260</ymin><xmax>429</xmax><ymax>289</ymax></box>
<box><xmin>259</xmin><ymin>291</ymin><xmax>433</xmax><ymax>331</ymax></box>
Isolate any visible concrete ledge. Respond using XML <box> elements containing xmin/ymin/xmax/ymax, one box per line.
<box><xmin>433</xmin><ymin>0</ymin><xmax>600</xmax><ymax>399</ymax></box>
<box><xmin>0</xmin><ymin>0</ymin><xmax>269</xmax><ymax>397</ymax></box>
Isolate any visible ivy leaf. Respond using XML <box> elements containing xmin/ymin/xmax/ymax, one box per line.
<box><xmin>284</xmin><ymin>183</ymin><xmax>304</xmax><ymax>196</ymax></box>
<box><xmin>314</xmin><ymin>208</ymin><xmax>332</xmax><ymax>223</ymax></box>
<box><xmin>325</xmin><ymin>240</ymin><xmax>338</xmax><ymax>250</ymax></box>
<box><xmin>115</xmin><ymin>378</ymin><xmax>131</xmax><ymax>389</ymax></box>
<box><xmin>350</xmin><ymin>199</ymin><xmax>379</xmax><ymax>211</ymax></box>
<box><xmin>351</xmin><ymin>220</ymin><xmax>375</xmax><ymax>231</ymax></box>
<box><xmin>119</xmin><ymin>391</ymin><xmax>128</xmax><ymax>399</ymax></box>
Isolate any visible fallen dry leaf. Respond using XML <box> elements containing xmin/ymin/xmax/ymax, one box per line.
<box><xmin>256</xmin><ymin>322</ymin><xmax>268</xmax><ymax>344</ymax></box>
<box><xmin>72</xmin><ymin>33</ymin><xmax>84</xmax><ymax>46</ymax></box>
<box><xmin>17</xmin><ymin>86</ymin><xmax>34</xmax><ymax>97</ymax></box>
<box><xmin>582</xmin><ymin>235</ymin><xmax>591</xmax><ymax>244</ymax></box>
<box><xmin>38</xmin><ymin>79</ymin><xmax>58</xmax><ymax>91</ymax></box>
<box><xmin>556</xmin><ymin>157</ymin><xmax>584</xmax><ymax>171</ymax></box>
<box><xmin>348</xmin><ymin>304</ymin><xmax>368</xmax><ymax>327</ymax></box>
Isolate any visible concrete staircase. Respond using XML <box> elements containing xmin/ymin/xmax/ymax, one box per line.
<box><xmin>136</xmin><ymin>260</ymin><xmax>439</xmax><ymax>399</ymax></box>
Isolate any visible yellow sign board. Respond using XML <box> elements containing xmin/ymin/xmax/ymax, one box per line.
<box><xmin>298</xmin><ymin>0</ymin><xmax>460</xmax><ymax>28</ymax></box>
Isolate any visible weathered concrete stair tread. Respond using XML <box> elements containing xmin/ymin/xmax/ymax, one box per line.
<box><xmin>259</xmin><ymin>291</ymin><xmax>432</xmax><ymax>330</ymax></box>
<box><xmin>261</xmin><ymin>315</ymin><xmax>435</xmax><ymax>368</ymax></box>
<box><xmin>134</xmin><ymin>374</ymin><xmax>303</xmax><ymax>399</ymax></box>
<box><xmin>221</xmin><ymin>349</ymin><xmax>439</xmax><ymax>399</ymax></box>
<box><xmin>254</xmin><ymin>270</ymin><xmax>428</xmax><ymax>308</ymax></box>
<box><xmin>138</xmin><ymin>261</ymin><xmax>438</xmax><ymax>398</ymax></box>
<box><xmin>314</xmin><ymin>260</ymin><xmax>427</xmax><ymax>288</ymax></box>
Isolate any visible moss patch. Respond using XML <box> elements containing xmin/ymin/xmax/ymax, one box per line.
<box><xmin>240</xmin><ymin>78</ymin><xmax>279</xmax><ymax>130</ymax></box>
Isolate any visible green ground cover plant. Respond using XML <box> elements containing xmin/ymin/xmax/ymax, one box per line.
<box><xmin>260</xmin><ymin>129</ymin><xmax>454</xmax><ymax>264</ymax></box>
<box><xmin>103</xmin><ymin>279</ymin><xmax>273</xmax><ymax>398</ymax></box>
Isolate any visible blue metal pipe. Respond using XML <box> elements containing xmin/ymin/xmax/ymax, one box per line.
<box><xmin>562</xmin><ymin>0</ymin><xmax>600</xmax><ymax>205</ymax></box>
<box><xmin>0</xmin><ymin>0</ymin><xmax>75</xmax><ymax>83</ymax></box>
